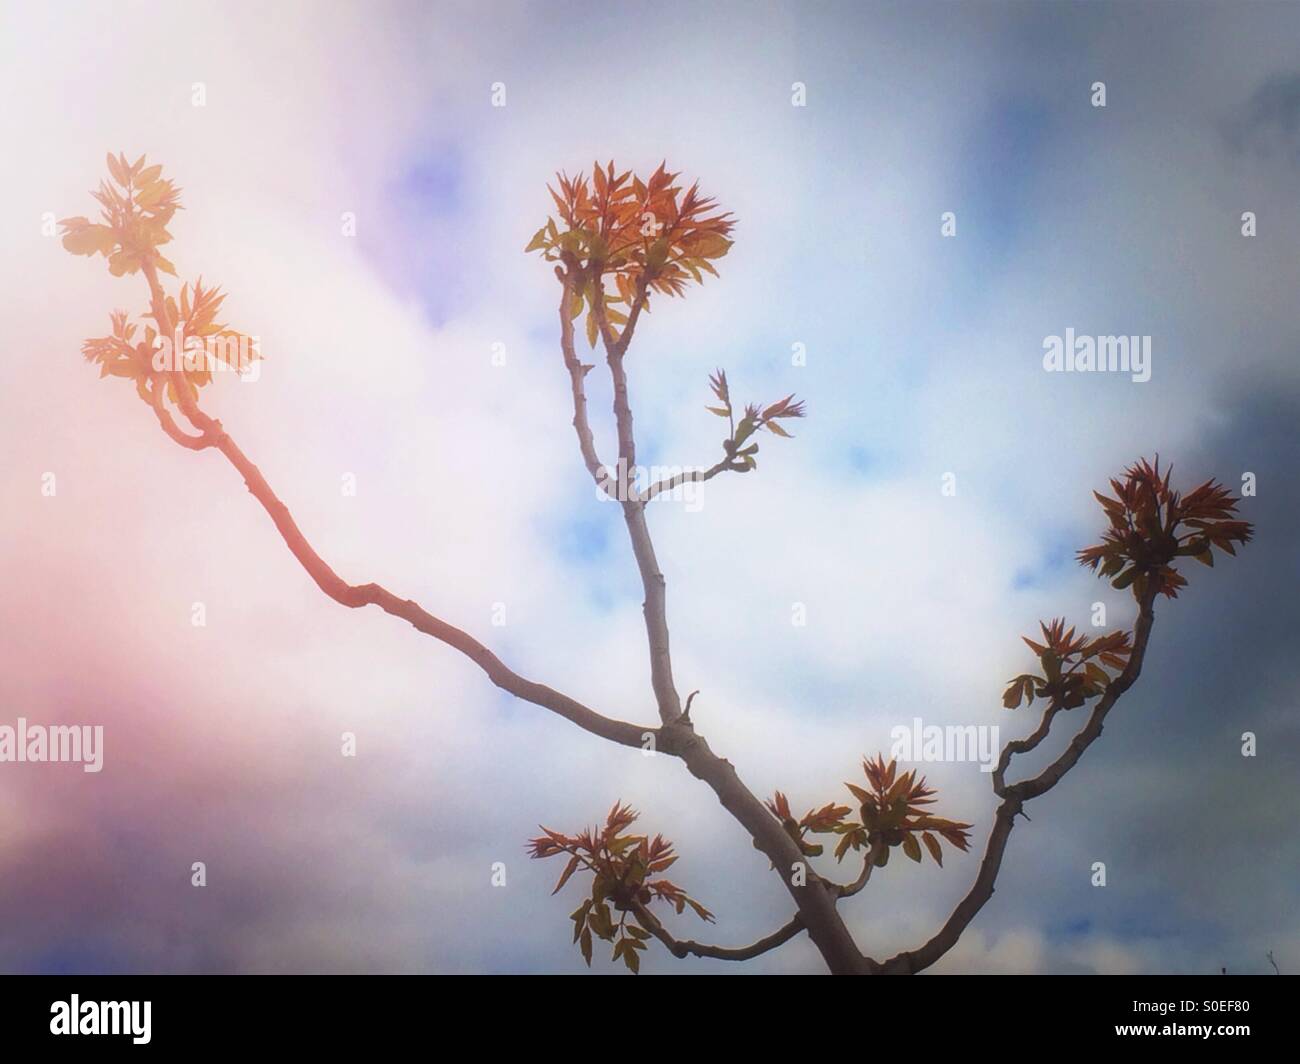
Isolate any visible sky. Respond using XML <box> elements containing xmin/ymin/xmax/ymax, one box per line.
<box><xmin>0</xmin><ymin>0</ymin><xmax>1296</xmax><ymax>974</ymax></box>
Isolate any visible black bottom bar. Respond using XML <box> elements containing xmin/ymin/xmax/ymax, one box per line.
<box><xmin>0</xmin><ymin>973</ymin><xmax>1286</xmax><ymax>1052</ymax></box>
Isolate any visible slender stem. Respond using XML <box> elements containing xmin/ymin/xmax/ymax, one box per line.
<box><xmin>557</xmin><ymin>269</ymin><xmax>615</xmax><ymax>497</ymax></box>
<box><xmin>217</xmin><ymin>425</ymin><xmax>654</xmax><ymax>749</ymax></box>
<box><xmin>590</xmin><ymin>284</ymin><xmax>683</xmax><ymax>723</ymax></box>
<box><xmin>640</xmin><ymin>458</ymin><xmax>740</xmax><ymax>506</ymax></box>
<box><xmin>831</xmin><ymin>840</ymin><xmax>886</xmax><ymax>899</ymax></box>
<box><xmin>631</xmin><ymin>901</ymin><xmax>805</xmax><ymax>961</ymax></box>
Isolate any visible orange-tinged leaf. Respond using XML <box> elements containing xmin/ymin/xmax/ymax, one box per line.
<box><xmin>106</xmin><ymin>152</ymin><xmax>127</xmax><ymax>186</ymax></box>
<box><xmin>922</xmin><ymin>832</ymin><xmax>943</xmax><ymax>865</ymax></box>
<box><xmin>62</xmin><ymin>224</ymin><xmax>116</xmax><ymax>257</ymax></box>
<box><xmin>552</xmin><ymin>854</ymin><xmax>580</xmax><ymax>894</ymax></box>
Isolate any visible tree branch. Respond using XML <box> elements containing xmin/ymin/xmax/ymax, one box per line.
<box><xmin>595</xmin><ymin>282</ymin><xmax>646</xmax><ymax>486</ymax></box>
<box><xmin>666</xmin><ymin>721</ymin><xmax>868</xmax><ymax>973</ymax></box>
<box><xmin>639</xmin><ymin>457</ymin><xmax>744</xmax><ymax>506</ymax></box>
<box><xmin>831</xmin><ymin>840</ymin><xmax>886</xmax><ymax>899</ymax></box>
<box><xmin>991</xmin><ymin>699</ymin><xmax>1063</xmax><ymax>798</ymax></box>
<box><xmin>631</xmin><ymin>900</ymin><xmax>805</xmax><ymax>961</ymax></box>
<box><xmin>134</xmin><ymin>260</ymin><xmax>653</xmax><ymax>749</ymax></box>
<box><xmin>874</xmin><ymin>586</ymin><xmax>1160</xmax><ymax>974</ymax></box>
<box><xmin>146</xmin><ymin>375</ymin><xmax>212</xmax><ymax>450</ymax></box>
<box><xmin>212</xmin><ymin>424</ymin><xmax>652</xmax><ymax>748</ymax></box>
<box><xmin>590</xmin><ymin>284</ymin><xmax>683</xmax><ymax>724</ymax></box>
<box><xmin>557</xmin><ymin>268</ymin><xmax>615</xmax><ymax>498</ymax></box>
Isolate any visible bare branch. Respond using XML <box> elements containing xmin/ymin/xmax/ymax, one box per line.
<box><xmin>590</xmin><ymin>285</ymin><xmax>684</xmax><ymax>723</ymax></box>
<box><xmin>831</xmin><ymin>840</ymin><xmax>886</xmax><ymax>899</ymax></box>
<box><xmin>593</xmin><ymin>282</ymin><xmax>646</xmax><ymax>486</ymax></box>
<box><xmin>631</xmin><ymin>901</ymin><xmax>805</xmax><ymax>961</ymax></box>
<box><xmin>557</xmin><ymin>269</ymin><xmax>616</xmax><ymax>498</ymax></box>
<box><xmin>211</xmin><ymin>425</ymin><xmax>650</xmax><ymax>748</ymax></box>
<box><xmin>991</xmin><ymin>699</ymin><xmax>1063</xmax><ymax>797</ymax></box>
<box><xmin>640</xmin><ymin>457</ymin><xmax>743</xmax><ymax>505</ymax></box>
<box><xmin>667</xmin><ymin>723</ymin><xmax>868</xmax><ymax>973</ymax></box>
<box><xmin>146</xmin><ymin>375</ymin><xmax>212</xmax><ymax>450</ymax></box>
<box><xmin>135</xmin><ymin>296</ymin><xmax>653</xmax><ymax>751</ymax></box>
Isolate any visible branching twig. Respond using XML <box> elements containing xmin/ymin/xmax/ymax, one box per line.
<box><xmin>631</xmin><ymin>901</ymin><xmax>805</xmax><ymax>962</ymax></box>
<box><xmin>133</xmin><ymin>267</ymin><xmax>653</xmax><ymax>751</ymax></box>
<box><xmin>831</xmin><ymin>840</ymin><xmax>886</xmax><ymax>899</ymax></box>
<box><xmin>873</xmin><ymin>585</ymin><xmax>1159</xmax><ymax>974</ymax></box>
<box><xmin>639</xmin><ymin>457</ymin><xmax>745</xmax><ymax>505</ymax></box>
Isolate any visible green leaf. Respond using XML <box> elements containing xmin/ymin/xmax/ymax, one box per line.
<box><xmin>845</xmin><ymin>782</ymin><xmax>871</xmax><ymax>804</ymax></box>
<box><xmin>645</xmin><ymin>238</ymin><xmax>669</xmax><ymax>271</ymax></box>
<box><xmin>686</xmin><ymin>233</ymin><xmax>732</xmax><ymax>259</ymax></box>
<box><xmin>571</xmin><ymin>900</ymin><xmax>592</xmax><ymax>943</ymax></box>
<box><xmin>922</xmin><ymin>832</ymin><xmax>943</xmax><ymax>866</ymax></box>
<box><xmin>1084</xmin><ymin>662</ymin><xmax>1110</xmax><ymax>688</ymax></box>
<box><xmin>1041</xmin><ymin>650</ymin><xmax>1062</xmax><ymax>683</ymax></box>
<box><xmin>524</xmin><ymin>225</ymin><xmax>548</xmax><ymax>253</ymax></box>
<box><xmin>902</xmin><ymin>834</ymin><xmax>922</xmax><ymax>862</ymax></box>
<box><xmin>552</xmin><ymin>854</ymin><xmax>580</xmax><ymax>894</ymax></box>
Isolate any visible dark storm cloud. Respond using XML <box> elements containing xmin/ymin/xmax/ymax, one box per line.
<box><xmin>1226</xmin><ymin>72</ymin><xmax>1300</xmax><ymax>163</ymax></box>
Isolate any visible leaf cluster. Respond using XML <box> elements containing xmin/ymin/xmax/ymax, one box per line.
<box><xmin>705</xmin><ymin>368</ymin><xmax>805</xmax><ymax>471</ymax></box>
<box><xmin>1077</xmin><ymin>457</ymin><xmax>1253</xmax><ymax>601</ymax></box>
<box><xmin>768</xmin><ymin>756</ymin><xmax>972</xmax><ymax>872</ymax></box>
<box><xmin>62</xmin><ymin>155</ymin><xmax>257</xmax><ymax>403</ymax></box>
<box><xmin>1002</xmin><ymin>620</ymin><xmax>1133</xmax><ymax>711</ymax></box>
<box><xmin>59</xmin><ymin>152</ymin><xmax>182</xmax><ymax>277</ymax></box>
<box><xmin>525</xmin><ymin>161</ymin><xmax>735</xmax><ymax>346</ymax></box>
<box><xmin>765</xmin><ymin>790</ymin><xmax>852</xmax><ymax>858</ymax></box>
<box><xmin>526</xmin><ymin>802</ymin><xmax>712</xmax><ymax>973</ymax></box>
